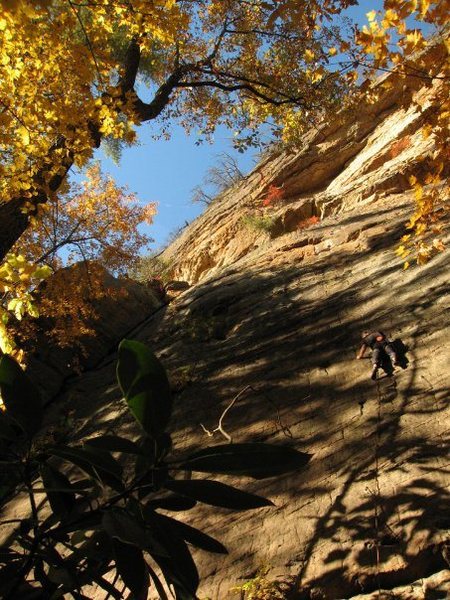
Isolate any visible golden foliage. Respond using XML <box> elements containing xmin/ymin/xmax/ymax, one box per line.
<box><xmin>0</xmin><ymin>0</ymin><xmax>359</xmax><ymax>207</ymax></box>
<box><xmin>16</xmin><ymin>163</ymin><xmax>156</xmax><ymax>274</ymax></box>
<box><xmin>1</xmin><ymin>164</ymin><xmax>155</xmax><ymax>353</ymax></box>
<box><xmin>354</xmin><ymin>2</ymin><xmax>449</xmax><ymax>266</ymax></box>
<box><xmin>0</xmin><ymin>254</ymin><xmax>52</xmax><ymax>354</ymax></box>
<box><xmin>0</xmin><ymin>0</ymin><xmax>182</xmax><ymax>202</ymax></box>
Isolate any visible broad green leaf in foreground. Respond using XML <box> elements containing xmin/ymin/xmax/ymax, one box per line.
<box><xmin>112</xmin><ymin>539</ymin><xmax>149</xmax><ymax>598</ymax></box>
<box><xmin>117</xmin><ymin>339</ymin><xmax>172</xmax><ymax>438</ymax></box>
<box><xmin>102</xmin><ymin>509</ymin><xmax>148</xmax><ymax>548</ymax></box>
<box><xmin>143</xmin><ymin>508</ymin><xmax>199</xmax><ymax>598</ymax></box>
<box><xmin>148</xmin><ymin>493</ymin><xmax>197</xmax><ymax>512</ymax></box>
<box><xmin>50</xmin><ymin>446</ymin><xmax>123</xmax><ymax>491</ymax></box>
<box><xmin>145</xmin><ymin>510</ymin><xmax>228</xmax><ymax>555</ymax></box>
<box><xmin>165</xmin><ymin>479</ymin><xmax>273</xmax><ymax>510</ymax></box>
<box><xmin>40</xmin><ymin>463</ymin><xmax>76</xmax><ymax>519</ymax></box>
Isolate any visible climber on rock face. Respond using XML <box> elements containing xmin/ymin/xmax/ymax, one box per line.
<box><xmin>357</xmin><ymin>330</ymin><xmax>398</xmax><ymax>380</ymax></box>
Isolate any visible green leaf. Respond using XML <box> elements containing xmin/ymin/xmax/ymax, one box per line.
<box><xmin>45</xmin><ymin>508</ymin><xmax>102</xmax><ymax>537</ymax></box>
<box><xmin>178</xmin><ymin>443</ymin><xmax>312</xmax><ymax>479</ymax></box>
<box><xmin>33</xmin><ymin>556</ymin><xmax>58</xmax><ymax>596</ymax></box>
<box><xmin>113</xmin><ymin>539</ymin><xmax>149</xmax><ymax>599</ymax></box>
<box><xmin>69</xmin><ymin>531</ymin><xmax>112</xmax><ymax>565</ymax></box>
<box><xmin>47</xmin><ymin>565</ymin><xmax>77</xmax><ymax>588</ymax></box>
<box><xmin>149</xmin><ymin>493</ymin><xmax>197</xmax><ymax>512</ymax></box>
<box><xmin>147</xmin><ymin>564</ymin><xmax>169</xmax><ymax>600</ymax></box>
<box><xmin>0</xmin><ymin>355</ymin><xmax>42</xmax><ymax>438</ymax></box>
<box><xmin>143</xmin><ymin>509</ymin><xmax>199</xmax><ymax>598</ymax></box>
<box><xmin>84</xmin><ymin>435</ymin><xmax>141</xmax><ymax>454</ymax></box>
<box><xmin>102</xmin><ymin>509</ymin><xmax>148</xmax><ymax>548</ymax></box>
<box><xmin>164</xmin><ymin>478</ymin><xmax>273</xmax><ymax>510</ymax></box>
<box><xmin>151</xmin><ymin>511</ymin><xmax>228</xmax><ymax>555</ymax></box>
<box><xmin>50</xmin><ymin>446</ymin><xmax>123</xmax><ymax>491</ymax></box>
<box><xmin>103</xmin><ymin>508</ymin><xmax>168</xmax><ymax>558</ymax></box>
<box><xmin>40</xmin><ymin>463</ymin><xmax>76</xmax><ymax>519</ymax></box>
<box><xmin>134</xmin><ymin>437</ymin><xmax>157</xmax><ymax>479</ymax></box>
<box><xmin>117</xmin><ymin>339</ymin><xmax>172</xmax><ymax>438</ymax></box>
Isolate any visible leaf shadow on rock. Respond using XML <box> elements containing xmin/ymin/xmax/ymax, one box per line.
<box><xmin>40</xmin><ymin>214</ymin><xmax>449</xmax><ymax>600</ymax></box>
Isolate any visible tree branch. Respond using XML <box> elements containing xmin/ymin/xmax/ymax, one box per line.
<box><xmin>119</xmin><ymin>37</ymin><xmax>141</xmax><ymax>93</ymax></box>
<box><xmin>176</xmin><ymin>79</ymin><xmax>306</xmax><ymax>106</ymax></box>
<box><xmin>133</xmin><ymin>66</ymin><xmax>187</xmax><ymax>121</ymax></box>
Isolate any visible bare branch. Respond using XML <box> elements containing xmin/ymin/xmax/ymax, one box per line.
<box><xmin>200</xmin><ymin>385</ymin><xmax>253</xmax><ymax>443</ymax></box>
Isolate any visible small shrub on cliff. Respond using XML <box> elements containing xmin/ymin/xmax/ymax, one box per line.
<box><xmin>241</xmin><ymin>214</ymin><xmax>277</xmax><ymax>234</ymax></box>
<box><xmin>0</xmin><ymin>342</ymin><xmax>310</xmax><ymax>599</ymax></box>
<box><xmin>130</xmin><ymin>253</ymin><xmax>173</xmax><ymax>286</ymax></box>
<box><xmin>231</xmin><ymin>566</ymin><xmax>288</xmax><ymax>599</ymax></box>
<box><xmin>262</xmin><ymin>185</ymin><xmax>284</xmax><ymax>207</ymax></box>
<box><xmin>298</xmin><ymin>215</ymin><xmax>321</xmax><ymax>230</ymax></box>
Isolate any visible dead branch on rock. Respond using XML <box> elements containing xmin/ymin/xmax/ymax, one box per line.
<box><xmin>200</xmin><ymin>385</ymin><xmax>297</xmax><ymax>443</ymax></box>
<box><xmin>200</xmin><ymin>385</ymin><xmax>252</xmax><ymax>443</ymax></box>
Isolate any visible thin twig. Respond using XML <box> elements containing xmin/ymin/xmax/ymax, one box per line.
<box><xmin>200</xmin><ymin>385</ymin><xmax>253</xmax><ymax>443</ymax></box>
<box><xmin>67</xmin><ymin>0</ymin><xmax>105</xmax><ymax>89</ymax></box>
<box><xmin>200</xmin><ymin>384</ymin><xmax>297</xmax><ymax>443</ymax></box>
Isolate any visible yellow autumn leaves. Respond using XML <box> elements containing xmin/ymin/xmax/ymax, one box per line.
<box><xmin>0</xmin><ymin>255</ymin><xmax>53</xmax><ymax>354</ymax></box>
<box><xmin>356</xmin><ymin>2</ymin><xmax>449</xmax><ymax>268</ymax></box>
<box><xmin>0</xmin><ymin>0</ymin><xmax>182</xmax><ymax>204</ymax></box>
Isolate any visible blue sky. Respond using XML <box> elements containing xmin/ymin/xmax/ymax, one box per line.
<box><xmin>98</xmin><ymin>123</ymin><xmax>257</xmax><ymax>250</ymax></box>
<box><xmin>90</xmin><ymin>1</ymin><xmax>429</xmax><ymax>251</ymax></box>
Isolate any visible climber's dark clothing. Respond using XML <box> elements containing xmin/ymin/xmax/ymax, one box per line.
<box><xmin>361</xmin><ymin>331</ymin><xmax>396</xmax><ymax>367</ymax></box>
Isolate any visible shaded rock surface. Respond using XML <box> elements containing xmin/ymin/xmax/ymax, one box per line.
<box><xmin>7</xmin><ymin>37</ymin><xmax>449</xmax><ymax>599</ymax></box>
<box><xmin>44</xmin><ymin>186</ymin><xmax>448</xmax><ymax>599</ymax></box>
<box><xmin>24</xmin><ymin>262</ymin><xmax>163</xmax><ymax>403</ymax></box>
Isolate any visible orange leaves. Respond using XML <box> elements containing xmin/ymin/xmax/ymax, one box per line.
<box><xmin>4</xmin><ymin>164</ymin><xmax>156</xmax><ymax>351</ymax></box>
<box><xmin>297</xmin><ymin>215</ymin><xmax>320</xmax><ymax>230</ymax></box>
<box><xmin>401</xmin><ymin>29</ymin><xmax>427</xmax><ymax>53</ymax></box>
<box><xmin>18</xmin><ymin>162</ymin><xmax>156</xmax><ymax>276</ymax></box>
<box><xmin>262</xmin><ymin>185</ymin><xmax>284</xmax><ymax>207</ymax></box>
<box><xmin>0</xmin><ymin>254</ymin><xmax>52</xmax><ymax>353</ymax></box>
<box><xmin>356</xmin><ymin>3</ymin><xmax>434</xmax><ymax>68</ymax></box>
<box><xmin>0</xmin><ymin>0</ymin><xmax>448</xmax><ymax>277</ymax></box>
<box><xmin>356</xmin><ymin>17</ymin><xmax>392</xmax><ymax>65</ymax></box>
<box><xmin>353</xmin><ymin>2</ymin><xmax>449</xmax><ymax>268</ymax></box>
<box><xmin>0</xmin><ymin>0</ymin><xmax>182</xmax><ymax>203</ymax></box>
<box><xmin>398</xmin><ymin>164</ymin><xmax>448</xmax><ymax>267</ymax></box>
<box><xmin>381</xmin><ymin>8</ymin><xmax>401</xmax><ymax>28</ymax></box>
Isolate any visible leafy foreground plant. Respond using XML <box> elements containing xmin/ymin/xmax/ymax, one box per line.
<box><xmin>0</xmin><ymin>340</ymin><xmax>311</xmax><ymax>599</ymax></box>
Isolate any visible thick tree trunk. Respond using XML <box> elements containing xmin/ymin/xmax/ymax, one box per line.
<box><xmin>0</xmin><ymin>57</ymin><xmax>186</xmax><ymax>262</ymax></box>
<box><xmin>0</xmin><ymin>197</ymin><xmax>32</xmax><ymax>261</ymax></box>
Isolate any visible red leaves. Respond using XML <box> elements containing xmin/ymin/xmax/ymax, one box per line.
<box><xmin>297</xmin><ymin>215</ymin><xmax>320</xmax><ymax>230</ymax></box>
<box><xmin>262</xmin><ymin>185</ymin><xmax>284</xmax><ymax>207</ymax></box>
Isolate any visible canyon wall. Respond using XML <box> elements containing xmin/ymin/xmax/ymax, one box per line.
<box><xmin>9</xmin><ymin>37</ymin><xmax>448</xmax><ymax>599</ymax></box>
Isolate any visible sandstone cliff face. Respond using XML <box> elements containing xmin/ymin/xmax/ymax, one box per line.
<box><xmin>24</xmin><ymin>263</ymin><xmax>163</xmax><ymax>403</ymax></box>
<box><xmin>161</xmin><ymin>40</ymin><xmax>446</xmax><ymax>288</ymax></box>
<box><xmin>20</xmin><ymin>40</ymin><xmax>449</xmax><ymax>600</ymax></box>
